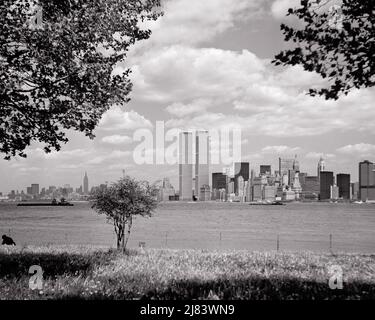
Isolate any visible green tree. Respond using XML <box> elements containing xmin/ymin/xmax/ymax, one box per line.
<box><xmin>273</xmin><ymin>0</ymin><xmax>374</xmax><ymax>100</ymax></box>
<box><xmin>90</xmin><ymin>176</ymin><xmax>159</xmax><ymax>253</ymax></box>
<box><xmin>0</xmin><ymin>0</ymin><xmax>162</xmax><ymax>159</ymax></box>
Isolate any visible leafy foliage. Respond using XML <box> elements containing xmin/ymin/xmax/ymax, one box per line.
<box><xmin>0</xmin><ymin>0</ymin><xmax>162</xmax><ymax>159</ymax></box>
<box><xmin>90</xmin><ymin>177</ymin><xmax>159</xmax><ymax>252</ymax></box>
<box><xmin>273</xmin><ymin>0</ymin><xmax>374</xmax><ymax>100</ymax></box>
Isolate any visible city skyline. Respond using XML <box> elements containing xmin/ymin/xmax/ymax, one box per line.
<box><xmin>4</xmin><ymin>156</ymin><xmax>374</xmax><ymax>200</ymax></box>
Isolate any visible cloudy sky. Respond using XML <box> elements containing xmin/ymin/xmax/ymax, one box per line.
<box><xmin>1</xmin><ymin>0</ymin><xmax>375</xmax><ymax>194</ymax></box>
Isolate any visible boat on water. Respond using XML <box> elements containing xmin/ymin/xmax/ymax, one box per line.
<box><xmin>17</xmin><ymin>198</ymin><xmax>74</xmax><ymax>207</ymax></box>
<box><xmin>249</xmin><ymin>201</ymin><xmax>285</xmax><ymax>206</ymax></box>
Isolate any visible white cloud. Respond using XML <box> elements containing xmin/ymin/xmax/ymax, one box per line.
<box><xmin>137</xmin><ymin>0</ymin><xmax>265</xmax><ymax>48</ymax></box>
<box><xmin>166</xmin><ymin>99</ymin><xmax>211</xmax><ymax>117</ymax></box>
<box><xmin>261</xmin><ymin>145</ymin><xmax>301</xmax><ymax>154</ymax></box>
<box><xmin>337</xmin><ymin>144</ymin><xmax>375</xmax><ymax>156</ymax></box>
<box><xmin>271</xmin><ymin>0</ymin><xmax>300</xmax><ymax>19</ymax></box>
<box><xmin>128</xmin><ymin>42</ymin><xmax>375</xmax><ymax>137</ymax></box>
<box><xmin>101</xmin><ymin>135</ymin><xmax>132</xmax><ymax>145</ymax></box>
<box><xmin>98</xmin><ymin>106</ymin><xmax>152</xmax><ymax>131</ymax></box>
<box><xmin>28</xmin><ymin>148</ymin><xmax>90</xmax><ymax>160</ymax></box>
<box><xmin>305</xmin><ymin>152</ymin><xmax>336</xmax><ymax>159</ymax></box>
<box><xmin>86</xmin><ymin>150</ymin><xmax>131</xmax><ymax>165</ymax></box>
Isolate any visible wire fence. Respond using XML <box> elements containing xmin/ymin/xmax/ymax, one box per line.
<box><xmin>2</xmin><ymin>227</ymin><xmax>374</xmax><ymax>254</ymax></box>
<box><xmin>126</xmin><ymin>231</ymin><xmax>375</xmax><ymax>254</ymax></box>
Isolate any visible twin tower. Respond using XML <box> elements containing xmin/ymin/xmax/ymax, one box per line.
<box><xmin>179</xmin><ymin>131</ymin><xmax>210</xmax><ymax>201</ymax></box>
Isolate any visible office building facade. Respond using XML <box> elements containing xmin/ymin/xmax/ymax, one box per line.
<box><xmin>337</xmin><ymin>174</ymin><xmax>350</xmax><ymax>200</ymax></box>
<box><xmin>83</xmin><ymin>172</ymin><xmax>89</xmax><ymax>194</ymax></box>
<box><xmin>234</xmin><ymin>162</ymin><xmax>249</xmax><ymax>195</ymax></box>
<box><xmin>195</xmin><ymin>130</ymin><xmax>210</xmax><ymax>200</ymax></box>
<box><xmin>359</xmin><ymin>160</ymin><xmax>375</xmax><ymax>201</ymax></box>
<box><xmin>320</xmin><ymin>171</ymin><xmax>334</xmax><ymax>200</ymax></box>
<box><xmin>260</xmin><ymin>165</ymin><xmax>271</xmax><ymax>176</ymax></box>
<box><xmin>179</xmin><ymin>132</ymin><xmax>193</xmax><ymax>201</ymax></box>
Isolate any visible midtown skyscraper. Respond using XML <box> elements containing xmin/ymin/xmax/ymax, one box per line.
<box><xmin>359</xmin><ymin>160</ymin><xmax>375</xmax><ymax>201</ymax></box>
<box><xmin>83</xmin><ymin>172</ymin><xmax>89</xmax><ymax>194</ymax></box>
<box><xmin>179</xmin><ymin>131</ymin><xmax>193</xmax><ymax>201</ymax></box>
<box><xmin>317</xmin><ymin>157</ymin><xmax>325</xmax><ymax>180</ymax></box>
<box><xmin>337</xmin><ymin>173</ymin><xmax>350</xmax><ymax>200</ymax></box>
<box><xmin>195</xmin><ymin>130</ymin><xmax>210</xmax><ymax>200</ymax></box>
<box><xmin>320</xmin><ymin>171</ymin><xmax>334</xmax><ymax>200</ymax></box>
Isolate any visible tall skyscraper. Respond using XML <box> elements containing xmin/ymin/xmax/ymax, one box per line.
<box><xmin>31</xmin><ymin>184</ymin><xmax>39</xmax><ymax>196</ymax></box>
<box><xmin>179</xmin><ymin>132</ymin><xmax>193</xmax><ymax>201</ymax></box>
<box><xmin>293</xmin><ymin>155</ymin><xmax>300</xmax><ymax>172</ymax></box>
<box><xmin>212</xmin><ymin>173</ymin><xmax>227</xmax><ymax>190</ymax></box>
<box><xmin>83</xmin><ymin>172</ymin><xmax>89</xmax><ymax>194</ymax></box>
<box><xmin>359</xmin><ymin>160</ymin><xmax>375</xmax><ymax>201</ymax></box>
<box><xmin>234</xmin><ymin>162</ymin><xmax>249</xmax><ymax>195</ymax></box>
<box><xmin>279</xmin><ymin>158</ymin><xmax>294</xmax><ymax>176</ymax></box>
<box><xmin>301</xmin><ymin>176</ymin><xmax>320</xmax><ymax>199</ymax></box>
<box><xmin>317</xmin><ymin>157</ymin><xmax>325</xmax><ymax>180</ymax></box>
<box><xmin>320</xmin><ymin>171</ymin><xmax>334</xmax><ymax>200</ymax></box>
<box><xmin>337</xmin><ymin>173</ymin><xmax>350</xmax><ymax>200</ymax></box>
<box><xmin>195</xmin><ymin>130</ymin><xmax>210</xmax><ymax>200</ymax></box>
<box><xmin>260</xmin><ymin>165</ymin><xmax>271</xmax><ymax>176</ymax></box>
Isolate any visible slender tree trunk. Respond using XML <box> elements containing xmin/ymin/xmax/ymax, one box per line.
<box><xmin>123</xmin><ymin>216</ymin><xmax>133</xmax><ymax>254</ymax></box>
<box><xmin>121</xmin><ymin>220</ymin><xmax>126</xmax><ymax>253</ymax></box>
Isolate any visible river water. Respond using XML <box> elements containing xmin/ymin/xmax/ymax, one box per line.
<box><xmin>0</xmin><ymin>201</ymin><xmax>374</xmax><ymax>253</ymax></box>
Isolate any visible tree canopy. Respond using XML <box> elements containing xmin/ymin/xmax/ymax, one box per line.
<box><xmin>273</xmin><ymin>0</ymin><xmax>374</xmax><ymax>100</ymax></box>
<box><xmin>0</xmin><ymin>0</ymin><xmax>162</xmax><ymax>159</ymax></box>
<box><xmin>90</xmin><ymin>176</ymin><xmax>159</xmax><ymax>252</ymax></box>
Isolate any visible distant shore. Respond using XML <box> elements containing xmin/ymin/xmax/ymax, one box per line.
<box><xmin>1</xmin><ymin>245</ymin><xmax>374</xmax><ymax>300</ymax></box>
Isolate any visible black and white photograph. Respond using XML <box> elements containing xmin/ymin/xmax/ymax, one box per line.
<box><xmin>0</xmin><ymin>0</ymin><xmax>374</xmax><ymax>312</ymax></box>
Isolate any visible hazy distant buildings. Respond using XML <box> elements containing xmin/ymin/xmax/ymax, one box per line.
<box><xmin>212</xmin><ymin>173</ymin><xmax>226</xmax><ymax>190</ymax></box>
<box><xmin>279</xmin><ymin>156</ymin><xmax>299</xmax><ymax>186</ymax></box>
<box><xmin>263</xmin><ymin>185</ymin><xmax>276</xmax><ymax>201</ymax></box>
<box><xmin>83</xmin><ymin>172</ymin><xmax>89</xmax><ymax>194</ymax></box>
<box><xmin>279</xmin><ymin>158</ymin><xmax>294</xmax><ymax>177</ymax></box>
<box><xmin>292</xmin><ymin>173</ymin><xmax>302</xmax><ymax>199</ymax></box>
<box><xmin>31</xmin><ymin>184</ymin><xmax>39</xmax><ymax>196</ymax></box>
<box><xmin>179</xmin><ymin>132</ymin><xmax>193</xmax><ymax>201</ymax></box>
<box><xmin>199</xmin><ymin>185</ymin><xmax>211</xmax><ymax>201</ymax></box>
<box><xmin>337</xmin><ymin>174</ymin><xmax>350</xmax><ymax>200</ymax></box>
<box><xmin>158</xmin><ymin>178</ymin><xmax>176</xmax><ymax>201</ymax></box>
<box><xmin>301</xmin><ymin>176</ymin><xmax>320</xmax><ymax>199</ymax></box>
<box><xmin>317</xmin><ymin>157</ymin><xmax>325</xmax><ymax>180</ymax></box>
<box><xmin>234</xmin><ymin>162</ymin><xmax>249</xmax><ymax>195</ymax></box>
<box><xmin>351</xmin><ymin>182</ymin><xmax>359</xmax><ymax>200</ymax></box>
<box><xmin>330</xmin><ymin>185</ymin><xmax>339</xmax><ymax>200</ymax></box>
<box><xmin>195</xmin><ymin>131</ymin><xmax>210</xmax><ymax>200</ymax></box>
<box><xmin>359</xmin><ymin>160</ymin><xmax>375</xmax><ymax>201</ymax></box>
<box><xmin>320</xmin><ymin>171</ymin><xmax>334</xmax><ymax>200</ymax></box>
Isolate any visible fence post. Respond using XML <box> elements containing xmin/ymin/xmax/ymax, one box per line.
<box><xmin>165</xmin><ymin>232</ymin><xmax>168</xmax><ymax>247</ymax></box>
<box><xmin>277</xmin><ymin>235</ymin><xmax>279</xmax><ymax>252</ymax></box>
<box><xmin>329</xmin><ymin>234</ymin><xmax>332</xmax><ymax>252</ymax></box>
<box><xmin>219</xmin><ymin>232</ymin><xmax>222</xmax><ymax>248</ymax></box>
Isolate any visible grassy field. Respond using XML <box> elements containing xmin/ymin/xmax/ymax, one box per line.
<box><xmin>0</xmin><ymin>245</ymin><xmax>374</xmax><ymax>300</ymax></box>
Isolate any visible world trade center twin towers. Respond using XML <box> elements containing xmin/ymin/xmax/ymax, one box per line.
<box><xmin>179</xmin><ymin>131</ymin><xmax>210</xmax><ymax>201</ymax></box>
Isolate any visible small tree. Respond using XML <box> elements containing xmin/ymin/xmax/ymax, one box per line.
<box><xmin>91</xmin><ymin>176</ymin><xmax>159</xmax><ymax>253</ymax></box>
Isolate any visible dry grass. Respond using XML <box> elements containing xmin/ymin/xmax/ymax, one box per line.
<box><xmin>0</xmin><ymin>246</ymin><xmax>374</xmax><ymax>300</ymax></box>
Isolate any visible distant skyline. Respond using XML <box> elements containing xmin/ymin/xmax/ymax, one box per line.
<box><xmin>1</xmin><ymin>0</ymin><xmax>375</xmax><ymax>193</ymax></box>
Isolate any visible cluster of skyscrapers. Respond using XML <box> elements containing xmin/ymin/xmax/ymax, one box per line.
<box><xmin>2</xmin><ymin>172</ymin><xmax>91</xmax><ymax>201</ymax></box>
<box><xmin>157</xmin><ymin>131</ymin><xmax>375</xmax><ymax>203</ymax></box>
